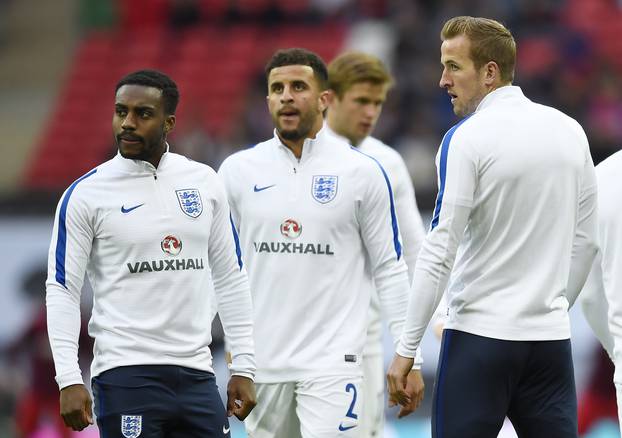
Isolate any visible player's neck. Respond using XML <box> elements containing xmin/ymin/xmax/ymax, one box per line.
<box><xmin>327</xmin><ymin>121</ymin><xmax>362</xmax><ymax>147</ymax></box>
<box><xmin>280</xmin><ymin>138</ymin><xmax>303</xmax><ymax>159</ymax></box>
<box><xmin>146</xmin><ymin>143</ymin><xmax>167</xmax><ymax>169</ymax></box>
<box><xmin>279</xmin><ymin>119</ymin><xmax>323</xmax><ymax>159</ymax></box>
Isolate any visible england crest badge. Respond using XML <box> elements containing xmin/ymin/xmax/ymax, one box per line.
<box><xmin>176</xmin><ymin>189</ymin><xmax>203</xmax><ymax>218</ymax></box>
<box><xmin>311</xmin><ymin>175</ymin><xmax>338</xmax><ymax>204</ymax></box>
<box><xmin>121</xmin><ymin>415</ymin><xmax>142</xmax><ymax>438</ymax></box>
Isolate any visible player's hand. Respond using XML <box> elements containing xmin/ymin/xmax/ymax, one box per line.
<box><xmin>226</xmin><ymin>375</ymin><xmax>257</xmax><ymax>420</ymax></box>
<box><xmin>395</xmin><ymin>369</ymin><xmax>425</xmax><ymax>418</ymax></box>
<box><xmin>59</xmin><ymin>384</ymin><xmax>93</xmax><ymax>431</ymax></box>
<box><xmin>433</xmin><ymin>319</ymin><xmax>445</xmax><ymax>340</ymax></box>
<box><xmin>387</xmin><ymin>354</ymin><xmax>414</xmax><ymax>412</ymax></box>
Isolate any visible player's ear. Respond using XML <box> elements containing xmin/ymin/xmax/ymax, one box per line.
<box><xmin>325</xmin><ymin>89</ymin><xmax>336</xmax><ymax>105</ymax></box>
<box><xmin>484</xmin><ymin>61</ymin><xmax>501</xmax><ymax>87</ymax></box>
<box><xmin>164</xmin><ymin>115</ymin><xmax>176</xmax><ymax>134</ymax></box>
<box><xmin>318</xmin><ymin>90</ymin><xmax>330</xmax><ymax>113</ymax></box>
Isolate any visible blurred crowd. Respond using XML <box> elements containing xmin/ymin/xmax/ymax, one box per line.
<box><xmin>163</xmin><ymin>0</ymin><xmax>622</xmax><ymax>208</ymax></box>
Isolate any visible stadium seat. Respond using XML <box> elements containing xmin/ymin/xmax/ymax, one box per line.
<box><xmin>24</xmin><ymin>18</ymin><xmax>346</xmax><ymax>189</ymax></box>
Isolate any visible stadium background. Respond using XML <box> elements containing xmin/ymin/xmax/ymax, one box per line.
<box><xmin>0</xmin><ymin>0</ymin><xmax>620</xmax><ymax>436</ymax></box>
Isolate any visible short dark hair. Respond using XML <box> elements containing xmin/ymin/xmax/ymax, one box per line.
<box><xmin>115</xmin><ymin>69</ymin><xmax>180</xmax><ymax>115</ymax></box>
<box><xmin>264</xmin><ymin>48</ymin><xmax>328</xmax><ymax>90</ymax></box>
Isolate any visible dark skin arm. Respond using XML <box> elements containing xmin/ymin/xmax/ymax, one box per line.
<box><xmin>226</xmin><ymin>375</ymin><xmax>256</xmax><ymax>420</ymax></box>
<box><xmin>59</xmin><ymin>384</ymin><xmax>93</xmax><ymax>431</ymax></box>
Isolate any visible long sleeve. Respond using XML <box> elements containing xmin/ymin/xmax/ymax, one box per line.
<box><xmin>46</xmin><ymin>179</ymin><xmax>94</xmax><ymax>389</ymax></box>
<box><xmin>588</xmin><ymin>153</ymin><xmax>622</xmax><ymax>427</ymax></box>
<box><xmin>208</xmin><ymin>178</ymin><xmax>255</xmax><ymax>380</ymax></box>
<box><xmin>566</xmin><ymin>147</ymin><xmax>598</xmax><ymax>307</ymax></box>
<box><xmin>579</xmin><ymin>252</ymin><xmax>614</xmax><ymax>357</ymax></box>
<box><xmin>389</xmin><ymin>152</ymin><xmax>427</xmax><ymax>366</ymax></box>
<box><xmin>391</xmin><ymin>155</ymin><xmax>426</xmax><ymax>284</ymax></box>
<box><xmin>597</xmin><ymin>174</ymin><xmax>622</xmax><ymax>383</ymax></box>
<box><xmin>397</xmin><ymin>131</ymin><xmax>476</xmax><ymax>357</ymax></box>
<box><xmin>357</xmin><ymin>159</ymin><xmax>411</xmax><ymax>346</ymax></box>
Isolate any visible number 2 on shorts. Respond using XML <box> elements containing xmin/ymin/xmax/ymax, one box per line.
<box><xmin>345</xmin><ymin>383</ymin><xmax>358</xmax><ymax>419</ymax></box>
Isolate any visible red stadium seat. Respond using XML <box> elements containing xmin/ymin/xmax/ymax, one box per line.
<box><xmin>23</xmin><ymin>21</ymin><xmax>346</xmax><ymax>189</ymax></box>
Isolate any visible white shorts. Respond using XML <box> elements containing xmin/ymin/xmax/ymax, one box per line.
<box><xmin>245</xmin><ymin>375</ymin><xmax>364</xmax><ymax>438</ymax></box>
<box><xmin>360</xmin><ymin>353</ymin><xmax>384</xmax><ymax>438</ymax></box>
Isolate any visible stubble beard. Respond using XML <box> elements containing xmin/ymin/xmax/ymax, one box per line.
<box><xmin>276</xmin><ymin>112</ymin><xmax>315</xmax><ymax>141</ymax></box>
<box><xmin>456</xmin><ymin>89</ymin><xmax>488</xmax><ymax>118</ymax></box>
<box><xmin>279</xmin><ymin>127</ymin><xmax>307</xmax><ymax>141</ymax></box>
<box><xmin>117</xmin><ymin>129</ymin><xmax>166</xmax><ymax>162</ymax></box>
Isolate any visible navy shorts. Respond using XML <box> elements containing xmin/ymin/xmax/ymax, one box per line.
<box><xmin>92</xmin><ymin>365</ymin><xmax>230</xmax><ymax>438</ymax></box>
<box><xmin>432</xmin><ymin>329</ymin><xmax>577</xmax><ymax>438</ymax></box>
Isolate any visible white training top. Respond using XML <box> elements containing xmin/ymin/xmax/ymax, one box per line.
<box><xmin>326</xmin><ymin>126</ymin><xmax>426</xmax><ymax>356</ymax></box>
<box><xmin>218</xmin><ymin>126</ymin><xmax>411</xmax><ymax>383</ymax></box>
<box><xmin>397</xmin><ymin>86</ymin><xmax>598</xmax><ymax>357</ymax></box>
<box><xmin>582</xmin><ymin>151</ymin><xmax>622</xmax><ymax>382</ymax></box>
<box><xmin>46</xmin><ymin>151</ymin><xmax>255</xmax><ymax>389</ymax></box>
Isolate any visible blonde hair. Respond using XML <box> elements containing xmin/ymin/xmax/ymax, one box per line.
<box><xmin>327</xmin><ymin>51</ymin><xmax>394</xmax><ymax>98</ymax></box>
<box><xmin>441</xmin><ymin>16</ymin><xmax>516</xmax><ymax>83</ymax></box>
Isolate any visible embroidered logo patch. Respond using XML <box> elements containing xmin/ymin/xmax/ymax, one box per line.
<box><xmin>176</xmin><ymin>189</ymin><xmax>203</xmax><ymax>218</ymax></box>
<box><xmin>254</xmin><ymin>184</ymin><xmax>276</xmax><ymax>192</ymax></box>
<box><xmin>161</xmin><ymin>235</ymin><xmax>182</xmax><ymax>256</ymax></box>
<box><xmin>121</xmin><ymin>203</ymin><xmax>144</xmax><ymax>214</ymax></box>
<box><xmin>280</xmin><ymin>218</ymin><xmax>302</xmax><ymax>239</ymax></box>
<box><xmin>311</xmin><ymin>175</ymin><xmax>338</xmax><ymax>204</ymax></box>
<box><xmin>121</xmin><ymin>415</ymin><xmax>142</xmax><ymax>438</ymax></box>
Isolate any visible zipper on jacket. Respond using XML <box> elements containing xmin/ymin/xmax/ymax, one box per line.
<box><xmin>152</xmin><ymin>172</ymin><xmax>170</xmax><ymax>216</ymax></box>
<box><xmin>291</xmin><ymin>164</ymin><xmax>301</xmax><ymax>201</ymax></box>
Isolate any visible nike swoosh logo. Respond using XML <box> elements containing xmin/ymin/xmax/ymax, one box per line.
<box><xmin>121</xmin><ymin>203</ymin><xmax>144</xmax><ymax>213</ymax></box>
<box><xmin>222</xmin><ymin>425</ymin><xmax>230</xmax><ymax>434</ymax></box>
<box><xmin>338</xmin><ymin>424</ymin><xmax>357</xmax><ymax>431</ymax></box>
<box><xmin>253</xmin><ymin>184</ymin><xmax>276</xmax><ymax>192</ymax></box>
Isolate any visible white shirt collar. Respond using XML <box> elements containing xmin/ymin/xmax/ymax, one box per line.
<box><xmin>271</xmin><ymin>123</ymin><xmax>335</xmax><ymax>160</ymax></box>
<box><xmin>475</xmin><ymin>85</ymin><xmax>526</xmax><ymax>112</ymax></box>
<box><xmin>114</xmin><ymin>142</ymin><xmax>171</xmax><ymax>174</ymax></box>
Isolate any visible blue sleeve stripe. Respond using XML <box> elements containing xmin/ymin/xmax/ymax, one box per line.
<box><xmin>55</xmin><ymin>168</ymin><xmax>98</xmax><ymax>287</ymax></box>
<box><xmin>351</xmin><ymin>147</ymin><xmax>402</xmax><ymax>260</ymax></box>
<box><xmin>229</xmin><ymin>213</ymin><xmax>243</xmax><ymax>270</ymax></box>
<box><xmin>430</xmin><ymin>116</ymin><xmax>471</xmax><ymax>230</ymax></box>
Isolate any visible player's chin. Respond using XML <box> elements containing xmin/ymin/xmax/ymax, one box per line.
<box><xmin>452</xmin><ymin>105</ymin><xmax>465</xmax><ymax>118</ymax></box>
<box><xmin>278</xmin><ymin>127</ymin><xmax>303</xmax><ymax>141</ymax></box>
<box><xmin>118</xmin><ymin>144</ymin><xmax>144</xmax><ymax>159</ymax></box>
<box><xmin>358</xmin><ymin>127</ymin><xmax>372</xmax><ymax>140</ymax></box>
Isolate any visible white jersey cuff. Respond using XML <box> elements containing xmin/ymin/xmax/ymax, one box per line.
<box><xmin>229</xmin><ymin>353</ymin><xmax>256</xmax><ymax>380</ymax></box>
<box><xmin>396</xmin><ymin>342</ymin><xmax>417</xmax><ymax>360</ymax></box>
<box><xmin>56</xmin><ymin>370</ymin><xmax>84</xmax><ymax>390</ymax></box>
